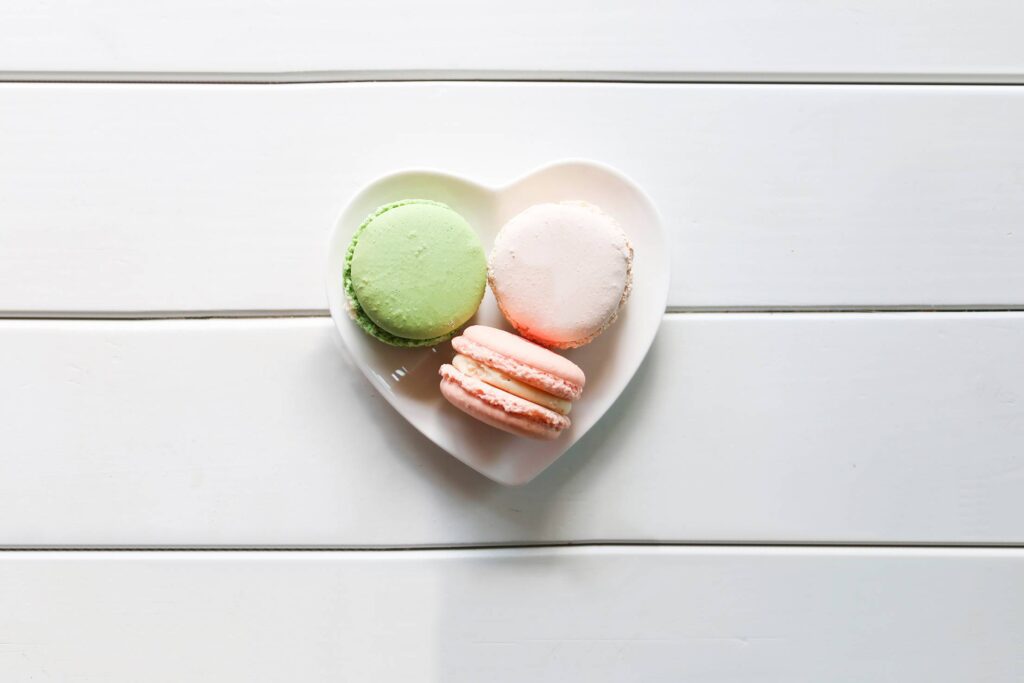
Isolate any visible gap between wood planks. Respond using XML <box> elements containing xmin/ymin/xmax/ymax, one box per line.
<box><xmin>5</xmin><ymin>72</ymin><xmax>1024</xmax><ymax>86</ymax></box>
<box><xmin>1</xmin><ymin>541</ymin><xmax>1023</xmax><ymax>552</ymax></box>
<box><xmin>2</xmin><ymin>305</ymin><xmax>1024</xmax><ymax>321</ymax></box>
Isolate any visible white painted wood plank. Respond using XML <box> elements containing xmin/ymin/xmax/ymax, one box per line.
<box><xmin>2</xmin><ymin>83</ymin><xmax>1023</xmax><ymax>313</ymax></box>
<box><xmin>2</xmin><ymin>313</ymin><xmax>1022</xmax><ymax>546</ymax></box>
<box><xmin>1</xmin><ymin>548</ymin><xmax>1022</xmax><ymax>681</ymax></box>
<box><xmin>2</xmin><ymin>1</ymin><xmax>1024</xmax><ymax>82</ymax></box>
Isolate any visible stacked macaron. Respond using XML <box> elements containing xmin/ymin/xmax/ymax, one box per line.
<box><xmin>439</xmin><ymin>326</ymin><xmax>584</xmax><ymax>439</ymax></box>
<box><xmin>343</xmin><ymin>194</ymin><xmax>633</xmax><ymax>440</ymax></box>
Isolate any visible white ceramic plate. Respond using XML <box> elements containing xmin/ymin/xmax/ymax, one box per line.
<box><xmin>327</xmin><ymin>160</ymin><xmax>668</xmax><ymax>484</ymax></box>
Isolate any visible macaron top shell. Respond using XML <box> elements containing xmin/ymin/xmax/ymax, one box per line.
<box><xmin>344</xmin><ymin>200</ymin><xmax>486</xmax><ymax>346</ymax></box>
<box><xmin>488</xmin><ymin>201</ymin><xmax>633</xmax><ymax>349</ymax></box>
<box><xmin>462</xmin><ymin>325</ymin><xmax>585</xmax><ymax>390</ymax></box>
<box><xmin>452</xmin><ymin>326</ymin><xmax>584</xmax><ymax>401</ymax></box>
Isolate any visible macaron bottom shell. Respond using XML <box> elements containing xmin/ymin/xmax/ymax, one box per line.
<box><xmin>440</xmin><ymin>365</ymin><xmax>568</xmax><ymax>440</ymax></box>
<box><xmin>342</xmin><ymin>297</ymin><xmax>455</xmax><ymax>348</ymax></box>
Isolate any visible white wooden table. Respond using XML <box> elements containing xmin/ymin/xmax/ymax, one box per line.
<box><xmin>2</xmin><ymin>2</ymin><xmax>1024</xmax><ymax>680</ymax></box>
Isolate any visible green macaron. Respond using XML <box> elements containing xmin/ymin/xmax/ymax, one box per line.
<box><xmin>343</xmin><ymin>199</ymin><xmax>486</xmax><ymax>347</ymax></box>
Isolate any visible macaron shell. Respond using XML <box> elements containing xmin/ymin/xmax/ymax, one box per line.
<box><xmin>462</xmin><ymin>325</ymin><xmax>585</xmax><ymax>389</ymax></box>
<box><xmin>440</xmin><ymin>365</ymin><xmax>570</xmax><ymax>428</ymax></box>
<box><xmin>345</xmin><ymin>199</ymin><xmax>486</xmax><ymax>343</ymax></box>
<box><xmin>440</xmin><ymin>376</ymin><xmax>561</xmax><ymax>440</ymax></box>
<box><xmin>488</xmin><ymin>201</ymin><xmax>633</xmax><ymax>349</ymax></box>
<box><xmin>452</xmin><ymin>335</ymin><xmax>582</xmax><ymax>401</ymax></box>
<box><xmin>341</xmin><ymin>298</ymin><xmax>452</xmax><ymax>348</ymax></box>
<box><xmin>440</xmin><ymin>365</ymin><xmax>567</xmax><ymax>439</ymax></box>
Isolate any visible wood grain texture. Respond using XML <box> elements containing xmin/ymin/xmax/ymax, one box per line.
<box><xmin>2</xmin><ymin>313</ymin><xmax>1022</xmax><ymax>546</ymax></box>
<box><xmin>2</xmin><ymin>1</ymin><xmax>1024</xmax><ymax>82</ymax></box>
<box><xmin>1</xmin><ymin>83</ymin><xmax>1023</xmax><ymax>313</ymax></box>
<box><xmin>2</xmin><ymin>548</ymin><xmax>1023</xmax><ymax>681</ymax></box>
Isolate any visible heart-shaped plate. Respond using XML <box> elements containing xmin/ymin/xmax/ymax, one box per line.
<box><xmin>326</xmin><ymin>160</ymin><xmax>668</xmax><ymax>485</ymax></box>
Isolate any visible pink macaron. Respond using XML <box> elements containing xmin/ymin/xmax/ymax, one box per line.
<box><xmin>439</xmin><ymin>325</ymin><xmax>585</xmax><ymax>439</ymax></box>
<box><xmin>488</xmin><ymin>201</ymin><xmax>634</xmax><ymax>349</ymax></box>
